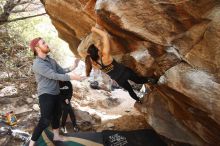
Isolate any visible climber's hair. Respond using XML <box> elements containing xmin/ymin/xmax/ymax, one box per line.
<box><xmin>85</xmin><ymin>55</ymin><xmax>92</xmax><ymax>77</ymax></box>
<box><xmin>85</xmin><ymin>44</ymin><xmax>100</xmax><ymax>77</ymax></box>
<box><xmin>87</xmin><ymin>44</ymin><xmax>99</xmax><ymax>61</ymax></box>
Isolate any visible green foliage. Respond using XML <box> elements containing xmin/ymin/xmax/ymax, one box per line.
<box><xmin>0</xmin><ymin>12</ymin><xmax>74</xmax><ymax>81</ymax></box>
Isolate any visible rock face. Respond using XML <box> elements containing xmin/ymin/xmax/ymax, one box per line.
<box><xmin>41</xmin><ymin>0</ymin><xmax>220</xmax><ymax>145</ymax></box>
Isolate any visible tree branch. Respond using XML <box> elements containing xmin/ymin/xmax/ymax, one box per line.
<box><xmin>5</xmin><ymin>13</ymin><xmax>46</xmax><ymax>23</ymax></box>
<box><xmin>0</xmin><ymin>0</ymin><xmax>45</xmax><ymax>25</ymax></box>
<box><xmin>16</xmin><ymin>0</ymin><xmax>34</xmax><ymax>5</ymax></box>
<box><xmin>11</xmin><ymin>6</ymin><xmax>44</xmax><ymax>13</ymax></box>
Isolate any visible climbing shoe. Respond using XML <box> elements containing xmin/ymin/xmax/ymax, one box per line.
<box><xmin>60</xmin><ymin>126</ymin><xmax>68</xmax><ymax>134</ymax></box>
<box><xmin>73</xmin><ymin>125</ymin><xmax>79</xmax><ymax>132</ymax></box>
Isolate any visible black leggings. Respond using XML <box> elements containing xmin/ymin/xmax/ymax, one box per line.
<box><xmin>61</xmin><ymin>101</ymin><xmax>77</xmax><ymax>127</ymax></box>
<box><xmin>31</xmin><ymin>94</ymin><xmax>61</xmax><ymax>141</ymax></box>
<box><xmin>59</xmin><ymin>81</ymin><xmax>77</xmax><ymax>127</ymax></box>
<box><xmin>116</xmin><ymin>68</ymin><xmax>150</xmax><ymax>101</ymax></box>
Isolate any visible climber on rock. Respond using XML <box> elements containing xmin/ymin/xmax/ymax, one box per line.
<box><xmin>84</xmin><ymin>27</ymin><xmax>158</xmax><ymax>104</ymax></box>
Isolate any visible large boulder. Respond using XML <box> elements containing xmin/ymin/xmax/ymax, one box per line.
<box><xmin>41</xmin><ymin>0</ymin><xmax>220</xmax><ymax>145</ymax></box>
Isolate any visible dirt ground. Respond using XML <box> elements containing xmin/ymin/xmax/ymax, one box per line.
<box><xmin>0</xmin><ymin>77</ymin><xmax>149</xmax><ymax>146</ymax></box>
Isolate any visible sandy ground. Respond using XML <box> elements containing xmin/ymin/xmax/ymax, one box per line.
<box><xmin>0</xmin><ymin>80</ymin><xmax>149</xmax><ymax>146</ymax></box>
<box><xmin>70</xmin><ymin>81</ymin><xmax>149</xmax><ymax>132</ymax></box>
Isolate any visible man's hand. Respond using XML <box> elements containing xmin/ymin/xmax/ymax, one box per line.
<box><xmin>79</xmin><ymin>76</ymin><xmax>87</xmax><ymax>81</ymax></box>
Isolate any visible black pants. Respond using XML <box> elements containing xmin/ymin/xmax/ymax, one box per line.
<box><xmin>116</xmin><ymin>68</ymin><xmax>150</xmax><ymax>101</ymax></box>
<box><xmin>31</xmin><ymin>94</ymin><xmax>61</xmax><ymax>141</ymax></box>
<box><xmin>61</xmin><ymin>101</ymin><xmax>77</xmax><ymax>127</ymax></box>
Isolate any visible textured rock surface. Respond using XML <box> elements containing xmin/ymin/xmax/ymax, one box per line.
<box><xmin>41</xmin><ymin>0</ymin><xmax>220</xmax><ymax>145</ymax></box>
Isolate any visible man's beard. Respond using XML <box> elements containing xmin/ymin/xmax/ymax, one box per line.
<box><xmin>42</xmin><ymin>47</ymin><xmax>50</xmax><ymax>54</ymax></box>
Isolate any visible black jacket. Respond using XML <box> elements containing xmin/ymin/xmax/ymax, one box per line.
<box><xmin>59</xmin><ymin>81</ymin><xmax>73</xmax><ymax>100</ymax></box>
